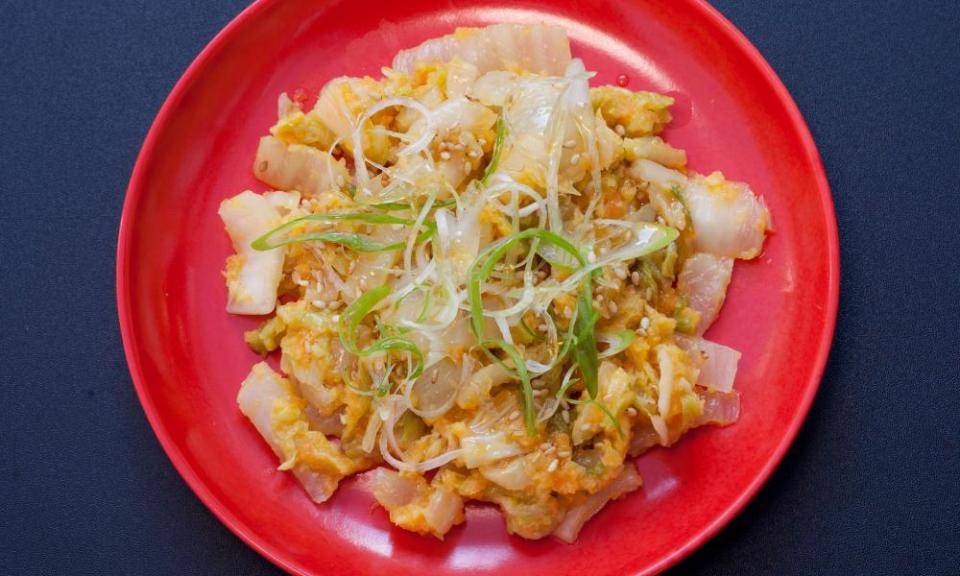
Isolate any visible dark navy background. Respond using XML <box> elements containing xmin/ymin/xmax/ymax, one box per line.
<box><xmin>1</xmin><ymin>1</ymin><xmax>958</xmax><ymax>574</ymax></box>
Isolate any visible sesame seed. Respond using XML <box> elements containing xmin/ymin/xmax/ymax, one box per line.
<box><xmin>547</xmin><ymin>459</ymin><xmax>559</xmax><ymax>472</ymax></box>
<box><xmin>478</xmin><ymin>138</ymin><xmax>487</xmax><ymax>146</ymax></box>
<box><xmin>563</xmin><ymin>139</ymin><xmax>577</xmax><ymax>149</ymax></box>
<box><xmin>563</xmin><ymin>307</ymin><xmax>572</xmax><ymax>319</ymax></box>
<box><xmin>540</xmin><ymin>442</ymin><xmax>551</xmax><ymax>450</ymax></box>
<box><xmin>336</xmin><ymin>175</ymin><xmax>346</xmax><ymax>187</ymax></box>
<box><xmin>587</xmin><ymin>251</ymin><xmax>596</xmax><ymax>263</ymax></box>
<box><xmin>640</xmin><ymin>317</ymin><xmax>651</xmax><ymax>330</ymax></box>
<box><xmin>614</xmin><ymin>267</ymin><xmax>628</xmax><ymax>280</ymax></box>
<box><xmin>453</xmin><ymin>143</ymin><xmax>466</xmax><ymax>151</ymax></box>
<box><xmin>569</xmin><ymin>153</ymin><xmax>581</xmax><ymax>165</ymax></box>
<box><xmin>631</xmin><ymin>271</ymin><xmax>641</xmax><ymax>285</ymax></box>
<box><xmin>464</xmin><ymin>161</ymin><xmax>472</xmax><ymax>173</ymax></box>
<box><xmin>596</xmin><ymin>294</ymin><xmax>604</xmax><ymax>303</ymax></box>
<box><xmin>439</xmin><ymin>151</ymin><xmax>451</xmax><ymax>160</ymax></box>
<box><xmin>467</xmin><ymin>149</ymin><xmax>481</xmax><ymax>158</ymax></box>
<box><xmin>538</xmin><ymin>324</ymin><xmax>547</xmax><ymax>332</ymax></box>
<box><xmin>544</xmin><ymin>444</ymin><xmax>556</xmax><ymax>454</ymax></box>
<box><xmin>615</xmin><ymin>124</ymin><xmax>626</xmax><ymax>135</ymax></box>
<box><xmin>626</xmin><ymin>407</ymin><xmax>638</xmax><ymax>417</ymax></box>
<box><xmin>608</xmin><ymin>301</ymin><xmax>618</xmax><ymax>314</ymax></box>
<box><xmin>580</xmin><ymin>423</ymin><xmax>591</xmax><ymax>431</ymax></box>
<box><xmin>312</xmin><ymin>299</ymin><xmax>326</xmax><ymax>309</ymax></box>
<box><xmin>558</xmin><ymin>450</ymin><xmax>571</xmax><ymax>458</ymax></box>
<box><xmin>509</xmin><ymin>410</ymin><xmax>520</xmax><ymax>420</ymax></box>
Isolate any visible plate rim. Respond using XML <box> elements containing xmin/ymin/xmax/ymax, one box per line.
<box><xmin>116</xmin><ymin>1</ymin><xmax>840</xmax><ymax>574</ymax></box>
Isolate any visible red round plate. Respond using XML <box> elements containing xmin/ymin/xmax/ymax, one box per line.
<box><xmin>117</xmin><ymin>1</ymin><xmax>839</xmax><ymax>574</ymax></box>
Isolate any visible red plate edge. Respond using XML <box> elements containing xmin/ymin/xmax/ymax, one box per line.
<box><xmin>115</xmin><ymin>1</ymin><xmax>840</xmax><ymax>574</ymax></box>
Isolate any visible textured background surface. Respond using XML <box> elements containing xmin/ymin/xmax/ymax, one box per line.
<box><xmin>1</xmin><ymin>1</ymin><xmax>958</xmax><ymax>574</ymax></box>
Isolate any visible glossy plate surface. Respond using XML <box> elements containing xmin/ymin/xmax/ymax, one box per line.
<box><xmin>117</xmin><ymin>1</ymin><xmax>839</xmax><ymax>574</ymax></box>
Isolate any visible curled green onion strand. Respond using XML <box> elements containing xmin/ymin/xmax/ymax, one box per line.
<box><xmin>480</xmin><ymin>116</ymin><xmax>507</xmax><ymax>185</ymax></box>
<box><xmin>572</xmin><ymin>274</ymin><xmax>600</xmax><ymax>399</ymax></box>
<box><xmin>466</xmin><ymin>228</ymin><xmax>591</xmax><ymax>436</ymax></box>
<box><xmin>480</xmin><ymin>339</ymin><xmax>537</xmax><ymax>436</ymax></box>
<box><xmin>251</xmin><ymin>210</ymin><xmax>437</xmax><ymax>252</ymax></box>
<box><xmin>597</xmin><ymin>330</ymin><xmax>637</xmax><ymax>359</ymax></box>
<box><xmin>339</xmin><ymin>285</ymin><xmax>424</xmax><ymax>382</ymax></box>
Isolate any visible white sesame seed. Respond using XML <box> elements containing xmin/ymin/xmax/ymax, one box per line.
<box><xmin>540</xmin><ymin>442</ymin><xmax>551</xmax><ymax>450</ymax></box>
<box><xmin>596</xmin><ymin>294</ymin><xmax>604</xmax><ymax>303</ymax></box>
<box><xmin>563</xmin><ymin>307</ymin><xmax>572</xmax><ymax>319</ymax></box>
<box><xmin>580</xmin><ymin>423</ymin><xmax>591</xmax><ymax>431</ymax></box>
<box><xmin>467</xmin><ymin>149</ymin><xmax>481</xmax><ymax>158</ymax></box>
<box><xmin>563</xmin><ymin>139</ymin><xmax>577</xmax><ymax>149</ymax></box>
<box><xmin>547</xmin><ymin>459</ymin><xmax>559</xmax><ymax>472</ymax></box>
<box><xmin>478</xmin><ymin>138</ymin><xmax>487</xmax><ymax>146</ymax></box>
<box><xmin>640</xmin><ymin>317</ymin><xmax>651</xmax><ymax>330</ymax></box>
<box><xmin>626</xmin><ymin>407</ymin><xmax>638</xmax><ymax>417</ymax></box>
<box><xmin>312</xmin><ymin>299</ymin><xmax>326</xmax><ymax>309</ymax></box>
<box><xmin>569</xmin><ymin>153</ymin><xmax>581</xmax><ymax>165</ymax></box>
<box><xmin>614</xmin><ymin>267</ymin><xmax>628</xmax><ymax>280</ymax></box>
<box><xmin>608</xmin><ymin>301</ymin><xmax>618</xmax><ymax>314</ymax></box>
<box><xmin>545</xmin><ymin>444</ymin><xmax>555</xmax><ymax>454</ymax></box>
<box><xmin>558</xmin><ymin>450</ymin><xmax>571</xmax><ymax>458</ymax></box>
<box><xmin>587</xmin><ymin>251</ymin><xmax>597</xmax><ymax>263</ymax></box>
<box><xmin>336</xmin><ymin>175</ymin><xmax>346</xmax><ymax>187</ymax></box>
<box><xmin>631</xmin><ymin>271</ymin><xmax>641</xmax><ymax>285</ymax></box>
<box><xmin>439</xmin><ymin>151</ymin><xmax>451</xmax><ymax>160</ymax></box>
<box><xmin>464</xmin><ymin>161</ymin><xmax>472</xmax><ymax>173</ymax></box>
<box><xmin>509</xmin><ymin>410</ymin><xmax>520</xmax><ymax>420</ymax></box>
<box><xmin>615</xmin><ymin>124</ymin><xmax>625</xmax><ymax>135</ymax></box>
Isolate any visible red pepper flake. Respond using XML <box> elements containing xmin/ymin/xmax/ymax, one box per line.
<box><xmin>616</xmin><ymin>74</ymin><xmax>630</xmax><ymax>87</ymax></box>
<box><xmin>291</xmin><ymin>88</ymin><xmax>308</xmax><ymax>104</ymax></box>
